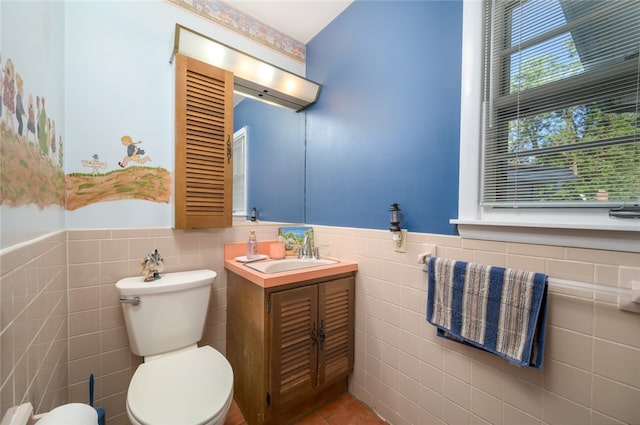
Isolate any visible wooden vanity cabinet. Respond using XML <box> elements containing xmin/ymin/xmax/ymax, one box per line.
<box><xmin>226</xmin><ymin>271</ymin><xmax>355</xmax><ymax>425</ymax></box>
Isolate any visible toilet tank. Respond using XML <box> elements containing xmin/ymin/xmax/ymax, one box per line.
<box><xmin>116</xmin><ymin>269</ymin><xmax>217</xmax><ymax>357</ymax></box>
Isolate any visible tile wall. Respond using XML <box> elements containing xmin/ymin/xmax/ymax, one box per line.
<box><xmin>312</xmin><ymin>225</ymin><xmax>640</xmax><ymax>425</ymax></box>
<box><xmin>1</xmin><ymin>226</ymin><xmax>260</xmax><ymax>424</ymax></box>
<box><xmin>1</xmin><ymin>224</ymin><xmax>639</xmax><ymax>425</ymax></box>
<box><xmin>0</xmin><ymin>232</ymin><xmax>68</xmax><ymax>416</ymax></box>
<box><xmin>63</xmin><ymin>226</ymin><xmax>263</xmax><ymax>424</ymax></box>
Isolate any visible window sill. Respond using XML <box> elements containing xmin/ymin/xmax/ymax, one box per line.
<box><xmin>231</xmin><ymin>218</ymin><xmax>299</xmax><ymax>227</ymax></box>
<box><xmin>451</xmin><ymin>219</ymin><xmax>639</xmax><ymax>253</ymax></box>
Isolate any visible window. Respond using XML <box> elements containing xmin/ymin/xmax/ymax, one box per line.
<box><xmin>455</xmin><ymin>0</ymin><xmax>639</xmax><ymax>252</ymax></box>
<box><xmin>482</xmin><ymin>0</ymin><xmax>639</xmax><ymax>208</ymax></box>
<box><xmin>233</xmin><ymin>126</ymin><xmax>248</xmax><ymax>217</ymax></box>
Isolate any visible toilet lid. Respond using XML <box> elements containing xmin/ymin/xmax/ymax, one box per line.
<box><xmin>128</xmin><ymin>346</ymin><xmax>233</xmax><ymax>425</ymax></box>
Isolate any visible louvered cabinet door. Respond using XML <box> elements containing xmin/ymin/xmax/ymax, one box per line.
<box><xmin>175</xmin><ymin>53</ymin><xmax>233</xmax><ymax>228</ymax></box>
<box><xmin>317</xmin><ymin>277</ymin><xmax>355</xmax><ymax>385</ymax></box>
<box><xmin>269</xmin><ymin>285</ymin><xmax>319</xmax><ymax>410</ymax></box>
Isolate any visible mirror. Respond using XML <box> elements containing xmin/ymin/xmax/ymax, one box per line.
<box><xmin>233</xmin><ymin>97</ymin><xmax>306</xmax><ymax>223</ymax></box>
<box><xmin>171</xmin><ymin>25</ymin><xmax>317</xmax><ymax>223</ymax></box>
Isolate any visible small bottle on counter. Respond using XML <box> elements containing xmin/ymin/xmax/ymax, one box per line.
<box><xmin>247</xmin><ymin>230</ymin><xmax>258</xmax><ymax>259</ymax></box>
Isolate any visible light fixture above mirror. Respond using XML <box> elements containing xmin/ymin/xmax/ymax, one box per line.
<box><xmin>170</xmin><ymin>24</ymin><xmax>321</xmax><ymax>112</ymax></box>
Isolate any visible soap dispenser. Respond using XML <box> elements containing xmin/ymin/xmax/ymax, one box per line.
<box><xmin>247</xmin><ymin>230</ymin><xmax>258</xmax><ymax>259</ymax></box>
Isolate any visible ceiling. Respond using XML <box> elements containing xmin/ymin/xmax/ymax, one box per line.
<box><xmin>227</xmin><ymin>0</ymin><xmax>353</xmax><ymax>44</ymax></box>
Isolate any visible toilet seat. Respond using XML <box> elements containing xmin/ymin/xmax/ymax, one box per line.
<box><xmin>127</xmin><ymin>346</ymin><xmax>233</xmax><ymax>425</ymax></box>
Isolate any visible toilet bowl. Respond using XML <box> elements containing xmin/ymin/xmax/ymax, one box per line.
<box><xmin>126</xmin><ymin>345</ymin><xmax>233</xmax><ymax>425</ymax></box>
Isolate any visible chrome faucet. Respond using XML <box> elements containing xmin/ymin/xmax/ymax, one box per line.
<box><xmin>299</xmin><ymin>232</ymin><xmax>315</xmax><ymax>259</ymax></box>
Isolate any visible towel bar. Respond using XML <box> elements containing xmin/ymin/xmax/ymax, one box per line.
<box><xmin>548</xmin><ymin>277</ymin><xmax>631</xmax><ymax>297</ymax></box>
<box><xmin>418</xmin><ymin>253</ymin><xmax>640</xmax><ymax>314</ymax></box>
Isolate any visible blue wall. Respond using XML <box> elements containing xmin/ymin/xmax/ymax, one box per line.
<box><xmin>236</xmin><ymin>0</ymin><xmax>463</xmax><ymax>235</ymax></box>
<box><xmin>306</xmin><ymin>0</ymin><xmax>462</xmax><ymax>235</ymax></box>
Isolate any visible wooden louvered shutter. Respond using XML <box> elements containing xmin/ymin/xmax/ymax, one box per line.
<box><xmin>269</xmin><ymin>285</ymin><xmax>318</xmax><ymax>409</ymax></box>
<box><xmin>175</xmin><ymin>53</ymin><xmax>233</xmax><ymax>228</ymax></box>
<box><xmin>317</xmin><ymin>277</ymin><xmax>354</xmax><ymax>385</ymax></box>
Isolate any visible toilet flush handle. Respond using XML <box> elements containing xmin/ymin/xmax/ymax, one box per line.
<box><xmin>119</xmin><ymin>296</ymin><xmax>141</xmax><ymax>306</ymax></box>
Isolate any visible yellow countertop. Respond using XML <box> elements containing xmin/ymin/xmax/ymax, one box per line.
<box><xmin>224</xmin><ymin>241</ymin><xmax>358</xmax><ymax>288</ymax></box>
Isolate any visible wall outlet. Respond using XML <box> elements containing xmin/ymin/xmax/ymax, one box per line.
<box><xmin>394</xmin><ymin>229</ymin><xmax>407</xmax><ymax>253</ymax></box>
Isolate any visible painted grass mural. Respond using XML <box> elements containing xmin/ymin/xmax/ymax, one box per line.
<box><xmin>1</xmin><ymin>52</ymin><xmax>171</xmax><ymax>212</ymax></box>
<box><xmin>65</xmin><ymin>166</ymin><xmax>170</xmax><ymax>211</ymax></box>
<box><xmin>1</xmin><ymin>124</ymin><xmax>171</xmax><ymax>210</ymax></box>
<box><xmin>1</xmin><ymin>123</ymin><xmax>171</xmax><ymax>211</ymax></box>
<box><xmin>0</xmin><ymin>125</ymin><xmax>65</xmax><ymax>208</ymax></box>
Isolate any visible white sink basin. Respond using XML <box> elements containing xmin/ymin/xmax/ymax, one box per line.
<box><xmin>245</xmin><ymin>258</ymin><xmax>337</xmax><ymax>274</ymax></box>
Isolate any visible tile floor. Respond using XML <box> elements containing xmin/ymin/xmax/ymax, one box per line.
<box><xmin>224</xmin><ymin>393</ymin><xmax>388</xmax><ymax>425</ymax></box>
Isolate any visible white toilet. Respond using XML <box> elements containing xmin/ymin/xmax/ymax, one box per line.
<box><xmin>116</xmin><ymin>269</ymin><xmax>233</xmax><ymax>425</ymax></box>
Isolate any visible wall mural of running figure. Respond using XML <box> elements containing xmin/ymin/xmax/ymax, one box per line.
<box><xmin>118</xmin><ymin>135</ymin><xmax>152</xmax><ymax>167</ymax></box>
<box><xmin>64</xmin><ymin>132</ymin><xmax>169</xmax><ymax>210</ymax></box>
<box><xmin>0</xmin><ymin>51</ymin><xmax>170</xmax><ymax>212</ymax></box>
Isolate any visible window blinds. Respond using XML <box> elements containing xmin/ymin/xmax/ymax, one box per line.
<box><xmin>481</xmin><ymin>0</ymin><xmax>640</xmax><ymax>207</ymax></box>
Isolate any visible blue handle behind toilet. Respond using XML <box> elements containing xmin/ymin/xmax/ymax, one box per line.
<box><xmin>89</xmin><ymin>374</ymin><xmax>105</xmax><ymax>425</ymax></box>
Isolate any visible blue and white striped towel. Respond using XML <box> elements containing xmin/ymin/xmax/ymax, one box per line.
<box><xmin>426</xmin><ymin>257</ymin><xmax>548</xmax><ymax>368</ymax></box>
